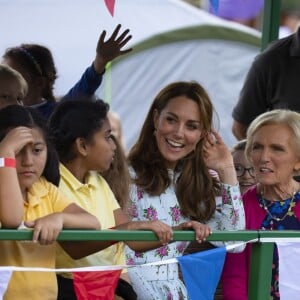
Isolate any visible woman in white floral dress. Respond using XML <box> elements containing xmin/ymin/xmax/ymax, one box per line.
<box><xmin>125</xmin><ymin>81</ymin><xmax>245</xmax><ymax>300</ymax></box>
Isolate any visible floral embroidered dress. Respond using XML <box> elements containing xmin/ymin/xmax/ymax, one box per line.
<box><xmin>125</xmin><ymin>169</ymin><xmax>245</xmax><ymax>300</ymax></box>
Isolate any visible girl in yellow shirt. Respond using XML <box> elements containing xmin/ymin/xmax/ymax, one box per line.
<box><xmin>0</xmin><ymin>104</ymin><xmax>99</xmax><ymax>300</ymax></box>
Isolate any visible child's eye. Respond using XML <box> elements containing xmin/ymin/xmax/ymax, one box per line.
<box><xmin>33</xmin><ymin>147</ymin><xmax>44</xmax><ymax>154</ymax></box>
<box><xmin>234</xmin><ymin>165</ymin><xmax>243</xmax><ymax>172</ymax></box>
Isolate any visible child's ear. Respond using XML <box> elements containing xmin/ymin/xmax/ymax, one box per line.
<box><xmin>75</xmin><ymin>138</ymin><xmax>87</xmax><ymax>156</ymax></box>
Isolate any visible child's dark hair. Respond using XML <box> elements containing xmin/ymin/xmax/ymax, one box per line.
<box><xmin>3</xmin><ymin>44</ymin><xmax>57</xmax><ymax>102</ymax></box>
<box><xmin>102</xmin><ymin>135</ymin><xmax>130</xmax><ymax>209</ymax></box>
<box><xmin>48</xmin><ymin>99</ymin><xmax>109</xmax><ymax>163</ymax></box>
<box><xmin>0</xmin><ymin>105</ymin><xmax>60</xmax><ymax>185</ymax></box>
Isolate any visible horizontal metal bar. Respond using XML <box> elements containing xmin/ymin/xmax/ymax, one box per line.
<box><xmin>1</xmin><ymin>230</ymin><xmax>300</xmax><ymax>241</ymax></box>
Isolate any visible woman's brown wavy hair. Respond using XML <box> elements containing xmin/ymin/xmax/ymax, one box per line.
<box><xmin>128</xmin><ymin>81</ymin><xmax>220</xmax><ymax>222</ymax></box>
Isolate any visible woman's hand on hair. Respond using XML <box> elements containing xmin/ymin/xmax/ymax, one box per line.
<box><xmin>203</xmin><ymin>130</ymin><xmax>237</xmax><ymax>185</ymax></box>
<box><xmin>203</xmin><ymin>130</ymin><xmax>233</xmax><ymax>171</ymax></box>
<box><xmin>0</xmin><ymin>126</ymin><xmax>33</xmax><ymax>158</ymax></box>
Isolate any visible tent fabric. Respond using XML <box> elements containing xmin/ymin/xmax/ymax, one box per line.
<box><xmin>97</xmin><ymin>25</ymin><xmax>260</xmax><ymax>148</ymax></box>
<box><xmin>209</xmin><ymin>0</ymin><xmax>264</xmax><ymax>20</ymax></box>
<box><xmin>0</xmin><ymin>0</ymin><xmax>261</xmax><ymax>147</ymax></box>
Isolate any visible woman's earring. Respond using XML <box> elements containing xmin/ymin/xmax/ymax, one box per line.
<box><xmin>154</xmin><ymin>129</ymin><xmax>157</xmax><ymax>136</ymax></box>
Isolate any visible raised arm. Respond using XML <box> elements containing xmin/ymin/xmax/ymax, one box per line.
<box><xmin>62</xmin><ymin>24</ymin><xmax>132</xmax><ymax>101</ymax></box>
<box><xmin>203</xmin><ymin>130</ymin><xmax>245</xmax><ymax>250</ymax></box>
<box><xmin>0</xmin><ymin>127</ymin><xmax>33</xmax><ymax>228</ymax></box>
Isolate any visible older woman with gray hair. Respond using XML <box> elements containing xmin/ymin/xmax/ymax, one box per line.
<box><xmin>222</xmin><ymin>109</ymin><xmax>300</xmax><ymax>300</ymax></box>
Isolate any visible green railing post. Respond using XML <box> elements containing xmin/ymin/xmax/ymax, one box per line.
<box><xmin>261</xmin><ymin>0</ymin><xmax>281</xmax><ymax>51</ymax></box>
<box><xmin>248</xmin><ymin>242</ymin><xmax>274</xmax><ymax>300</ymax></box>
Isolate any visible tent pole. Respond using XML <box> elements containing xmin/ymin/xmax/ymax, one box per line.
<box><xmin>261</xmin><ymin>0</ymin><xmax>281</xmax><ymax>51</ymax></box>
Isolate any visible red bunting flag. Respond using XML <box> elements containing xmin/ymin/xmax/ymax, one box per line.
<box><xmin>73</xmin><ymin>270</ymin><xmax>122</xmax><ymax>300</ymax></box>
<box><xmin>104</xmin><ymin>0</ymin><xmax>115</xmax><ymax>17</ymax></box>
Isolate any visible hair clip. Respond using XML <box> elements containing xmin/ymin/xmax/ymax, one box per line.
<box><xmin>18</xmin><ymin>47</ymin><xmax>43</xmax><ymax>76</ymax></box>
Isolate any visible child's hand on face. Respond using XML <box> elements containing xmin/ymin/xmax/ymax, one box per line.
<box><xmin>24</xmin><ymin>213</ymin><xmax>64</xmax><ymax>245</ymax></box>
<box><xmin>0</xmin><ymin>126</ymin><xmax>33</xmax><ymax>157</ymax></box>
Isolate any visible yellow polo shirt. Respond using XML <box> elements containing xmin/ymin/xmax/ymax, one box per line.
<box><xmin>56</xmin><ymin>164</ymin><xmax>125</xmax><ymax>279</ymax></box>
<box><xmin>0</xmin><ymin>177</ymin><xmax>73</xmax><ymax>300</ymax></box>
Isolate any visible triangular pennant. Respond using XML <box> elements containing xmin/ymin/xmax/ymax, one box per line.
<box><xmin>104</xmin><ymin>0</ymin><xmax>115</xmax><ymax>17</ymax></box>
<box><xmin>209</xmin><ymin>0</ymin><xmax>219</xmax><ymax>15</ymax></box>
<box><xmin>73</xmin><ymin>270</ymin><xmax>121</xmax><ymax>300</ymax></box>
<box><xmin>278</xmin><ymin>242</ymin><xmax>300</xmax><ymax>299</ymax></box>
<box><xmin>178</xmin><ymin>247</ymin><xmax>226</xmax><ymax>300</ymax></box>
<box><xmin>0</xmin><ymin>270</ymin><xmax>13</xmax><ymax>298</ymax></box>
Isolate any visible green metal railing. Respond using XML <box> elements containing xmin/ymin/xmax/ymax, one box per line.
<box><xmin>1</xmin><ymin>229</ymin><xmax>300</xmax><ymax>300</ymax></box>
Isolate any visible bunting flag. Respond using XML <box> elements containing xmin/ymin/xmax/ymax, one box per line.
<box><xmin>73</xmin><ymin>270</ymin><xmax>121</xmax><ymax>300</ymax></box>
<box><xmin>0</xmin><ymin>242</ymin><xmax>241</xmax><ymax>300</ymax></box>
<box><xmin>0</xmin><ymin>270</ymin><xmax>12</xmax><ymax>299</ymax></box>
<box><xmin>209</xmin><ymin>0</ymin><xmax>264</xmax><ymax>20</ymax></box>
<box><xmin>104</xmin><ymin>0</ymin><xmax>115</xmax><ymax>17</ymax></box>
<box><xmin>0</xmin><ymin>243</ymin><xmax>232</xmax><ymax>300</ymax></box>
<box><xmin>3</xmin><ymin>240</ymin><xmax>300</xmax><ymax>299</ymax></box>
<box><xmin>209</xmin><ymin>0</ymin><xmax>219</xmax><ymax>14</ymax></box>
<box><xmin>277</xmin><ymin>242</ymin><xmax>300</xmax><ymax>299</ymax></box>
<box><xmin>178</xmin><ymin>247</ymin><xmax>226</xmax><ymax>300</ymax></box>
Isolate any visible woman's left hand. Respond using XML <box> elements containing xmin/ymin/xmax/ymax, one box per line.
<box><xmin>178</xmin><ymin>221</ymin><xmax>212</xmax><ymax>243</ymax></box>
<box><xmin>203</xmin><ymin>130</ymin><xmax>233</xmax><ymax>172</ymax></box>
<box><xmin>203</xmin><ymin>130</ymin><xmax>238</xmax><ymax>185</ymax></box>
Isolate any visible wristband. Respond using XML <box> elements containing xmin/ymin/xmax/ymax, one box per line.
<box><xmin>0</xmin><ymin>158</ymin><xmax>16</xmax><ymax>168</ymax></box>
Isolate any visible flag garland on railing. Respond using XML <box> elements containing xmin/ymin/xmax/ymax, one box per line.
<box><xmin>0</xmin><ymin>242</ymin><xmax>245</xmax><ymax>300</ymax></box>
<box><xmin>4</xmin><ymin>240</ymin><xmax>300</xmax><ymax>300</ymax></box>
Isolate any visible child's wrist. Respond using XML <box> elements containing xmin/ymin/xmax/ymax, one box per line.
<box><xmin>0</xmin><ymin>157</ymin><xmax>16</xmax><ymax>168</ymax></box>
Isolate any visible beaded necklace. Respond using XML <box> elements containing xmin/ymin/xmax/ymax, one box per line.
<box><xmin>259</xmin><ymin>190</ymin><xmax>296</xmax><ymax>222</ymax></box>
